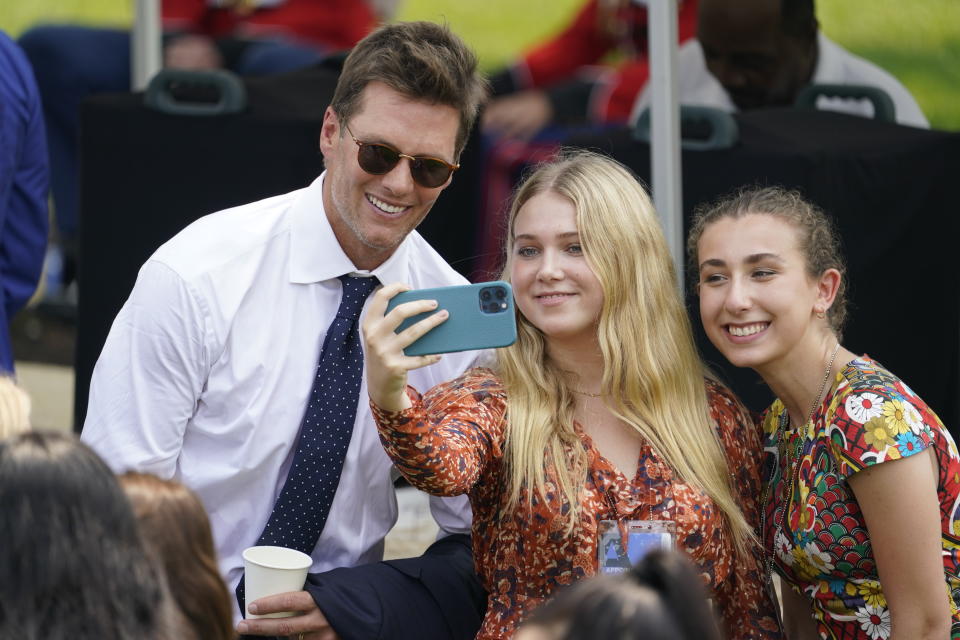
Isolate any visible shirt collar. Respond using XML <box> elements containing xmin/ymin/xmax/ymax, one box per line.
<box><xmin>289</xmin><ymin>171</ymin><xmax>414</xmax><ymax>285</ymax></box>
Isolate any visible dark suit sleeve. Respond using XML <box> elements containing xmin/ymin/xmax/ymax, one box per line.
<box><xmin>305</xmin><ymin>534</ymin><xmax>486</xmax><ymax>640</ymax></box>
<box><xmin>0</xmin><ymin>33</ymin><xmax>48</xmax><ymax>372</ymax></box>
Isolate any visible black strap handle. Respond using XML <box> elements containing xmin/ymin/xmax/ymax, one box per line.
<box><xmin>794</xmin><ymin>83</ymin><xmax>896</xmax><ymax>123</ymax></box>
<box><xmin>144</xmin><ymin>69</ymin><xmax>247</xmax><ymax>116</ymax></box>
<box><xmin>633</xmin><ymin>105</ymin><xmax>739</xmax><ymax>150</ymax></box>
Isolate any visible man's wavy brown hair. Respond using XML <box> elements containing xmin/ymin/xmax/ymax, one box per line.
<box><xmin>330</xmin><ymin>21</ymin><xmax>488</xmax><ymax>158</ymax></box>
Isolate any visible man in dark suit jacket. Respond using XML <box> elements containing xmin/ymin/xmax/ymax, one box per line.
<box><xmin>306</xmin><ymin>534</ymin><xmax>485</xmax><ymax>640</ymax></box>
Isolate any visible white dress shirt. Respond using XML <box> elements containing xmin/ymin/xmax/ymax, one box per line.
<box><xmin>82</xmin><ymin>173</ymin><xmax>476</xmax><ymax>618</ymax></box>
<box><xmin>632</xmin><ymin>32</ymin><xmax>929</xmax><ymax>128</ymax></box>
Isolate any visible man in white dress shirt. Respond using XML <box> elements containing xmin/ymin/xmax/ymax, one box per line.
<box><xmin>82</xmin><ymin>21</ymin><xmax>488</xmax><ymax>640</ymax></box>
<box><xmin>632</xmin><ymin>0</ymin><xmax>928</xmax><ymax>128</ymax></box>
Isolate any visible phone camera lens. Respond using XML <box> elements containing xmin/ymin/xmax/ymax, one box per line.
<box><xmin>480</xmin><ymin>290</ymin><xmax>492</xmax><ymax>301</ymax></box>
<box><xmin>495</xmin><ymin>288</ymin><xmax>506</xmax><ymax>300</ymax></box>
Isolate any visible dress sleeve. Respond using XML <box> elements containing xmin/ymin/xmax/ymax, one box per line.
<box><xmin>371</xmin><ymin>369</ymin><xmax>507</xmax><ymax>497</ymax></box>
<box><xmin>81</xmin><ymin>260</ymin><xmax>210</xmax><ymax>477</ymax></box>
<box><xmin>705</xmin><ymin>380</ymin><xmax>784</xmax><ymax>639</ymax></box>
<box><xmin>827</xmin><ymin>377</ymin><xmax>939</xmax><ymax>480</ymax></box>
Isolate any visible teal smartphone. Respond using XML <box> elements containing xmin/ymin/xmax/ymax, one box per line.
<box><xmin>385</xmin><ymin>281</ymin><xmax>517</xmax><ymax>356</ymax></box>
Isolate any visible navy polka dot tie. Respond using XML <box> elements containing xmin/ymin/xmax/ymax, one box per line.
<box><xmin>236</xmin><ymin>274</ymin><xmax>379</xmax><ymax>615</ymax></box>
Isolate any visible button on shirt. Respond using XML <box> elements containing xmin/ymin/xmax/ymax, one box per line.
<box><xmin>81</xmin><ymin>173</ymin><xmax>476</xmax><ymax>619</ymax></box>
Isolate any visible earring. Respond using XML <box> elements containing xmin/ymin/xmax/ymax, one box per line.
<box><xmin>815</xmin><ymin>309</ymin><xmax>826</xmax><ymax>319</ymax></box>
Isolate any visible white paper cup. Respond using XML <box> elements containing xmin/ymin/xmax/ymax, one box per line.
<box><xmin>242</xmin><ymin>545</ymin><xmax>313</xmax><ymax>619</ymax></box>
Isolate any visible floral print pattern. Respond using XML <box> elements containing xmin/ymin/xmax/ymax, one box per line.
<box><xmin>373</xmin><ymin>368</ymin><xmax>781</xmax><ymax>639</ymax></box>
<box><xmin>761</xmin><ymin>357</ymin><xmax>960</xmax><ymax>639</ymax></box>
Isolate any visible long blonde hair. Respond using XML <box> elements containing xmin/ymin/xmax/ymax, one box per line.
<box><xmin>0</xmin><ymin>376</ymin><xmax>31</xmax><ymax>439</ymax></box>
<box><xmin>497</xmin><ymin>150</ymin><xmax>752</xmax><ymax>555</ymax></box>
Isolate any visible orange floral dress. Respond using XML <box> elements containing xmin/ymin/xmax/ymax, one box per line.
<box><xmin>372</xmin><ymin>368</ymin><xmax>782</xmax><ymax>639</ymax></box>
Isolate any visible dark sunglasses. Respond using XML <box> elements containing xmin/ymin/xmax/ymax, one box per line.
<box><xmin>345</xmin><ymin>125</ymin><xmax>459</xmax><ymax>189</ymax></box>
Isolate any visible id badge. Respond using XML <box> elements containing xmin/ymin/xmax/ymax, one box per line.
<box><xmin>598</xmin><ymin>519</ymin><xmax>676</xmax><ymax>574</ymax></box>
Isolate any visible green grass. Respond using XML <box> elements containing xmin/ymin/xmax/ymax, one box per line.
<box><xmin>395</xmin><ymin>0</ymin><xmax>583</xmax><ymax>71</ymax></box>
<box><xmin>2</xmin><ymin>0</ymin><xmax>957</xmax><ymax>130</ymax></box>
<box><xmin>0</xmin><ymin>0</ymin><xmax>131</xmax><ymax>34</ymax></box>
<box><xmin>818</xmin><ymin>0</ymin><xmax>960</xmax><ymax>130</ymax></box>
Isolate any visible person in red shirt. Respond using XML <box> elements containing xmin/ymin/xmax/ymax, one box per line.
<box><xmin>483</xmin><ymin>0</ymin><xmax>698</xmax><ymax>140</ymax></box>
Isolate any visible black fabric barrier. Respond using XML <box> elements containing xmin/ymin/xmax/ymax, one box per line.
<box><xmin>487</xmin><ymin>109</ymin><xmax>959</xmax><ymax>433</ymax></box>
<box><xmin>77</xmin><ymin>69</ymin><xmax>958</xmax><ymax>438</ymax></box>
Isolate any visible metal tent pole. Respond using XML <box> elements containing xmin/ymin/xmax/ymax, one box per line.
<box><xmin>131</xmin><ymin>0</ymin><xmax>162</xmax><ymax>91</ymax></box>
<box><xmin>647</xmin><ymin>0</ymin><xmax>684</xmax><ymax>291</ymax></box>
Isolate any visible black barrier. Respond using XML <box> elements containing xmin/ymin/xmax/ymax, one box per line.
<box><xmin>473</xmin><ymin>109</ymin><xmax>960</xmax><ymax>434</ymax></box>
<box><xmin>78</xmin><ymin>72</ymin><xmax>959</xmax><ymax>437</ymax></box>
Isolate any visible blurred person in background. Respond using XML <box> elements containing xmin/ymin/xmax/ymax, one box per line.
<box><xmin>121</xmin><ymin>471</ymin><xmax>236</xmax><ymax>640</ymax></box>
<box><xmin>0</xmin><ymin>30</ymin><xmax>48</xmax><ymax>366</ymax></box>
<box><xmin>515</xmin><ymin>550</ymin><xmax>722</xmax><ymax>640</ymax></box>
<box><xmin>18</xmin><ymin>0</ymin><xmax>377</xmax><ymax>296</ymax></box>
<box><xmin>631</xmin><ymin>0</ymin><xmax>928</xmax><ymax>127</ymax></box>
<box><xmin>483</xmin><ymin>0</ymin><xmax>698</xmax><ymax>140</ymax></box>
<box><xmin>0</xmin><ymin>431</ymin><xmax>174</xmax><ymax>640</ymax></box>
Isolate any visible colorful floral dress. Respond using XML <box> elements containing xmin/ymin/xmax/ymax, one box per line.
<box><xmin>761</xmin><ymin>356</ymin><xmax>960</xmax><ymax>639</ymax></box>
<box><xmin>373</xmin><ymin>368</ymin><xmax>782</xmax><ymax>639</ymax></box>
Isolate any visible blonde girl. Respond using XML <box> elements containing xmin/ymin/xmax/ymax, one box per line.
<box><xmin>363</xmin><ymin>150</ymin><xmax>781</xmax><ymax>639</ymax></box>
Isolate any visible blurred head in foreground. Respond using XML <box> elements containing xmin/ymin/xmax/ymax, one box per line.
<box><xmin>0</xmin><ymin>431</ymin><xmax>168</xmax><ymax>640</ymax></box>
<box><xmin>515</xmin><ymin>550</ymin><xmax>721</xmax><ymax>640</ymax></box>
<box><xmin>0</xmin><ymin>375</ymin><xmax>31</xmax><ymax>438</ymax></box>
<box><xmin>120</xmin><ymin>471</ymin><xmax>235</xmax><ymax>640</ymax></box>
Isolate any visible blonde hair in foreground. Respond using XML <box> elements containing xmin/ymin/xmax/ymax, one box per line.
<box><xmin>496</xmin><ymin>149</ymin><xmax>752</xmax><ymax>555</ymax></box>
<box><xmin>0</xmin><ymin>376</ymin><xmax>31</xmax><ymax>438</ymax></box>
